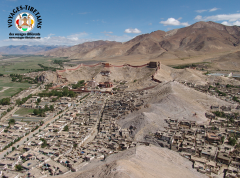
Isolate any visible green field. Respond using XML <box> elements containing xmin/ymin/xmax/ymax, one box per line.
<box><xmin>0</xmin><ymin>77</ymin><xmax>32</xmax><ymax>99</ymax></box>
<box><xmin>0</xmin><ymin>55</ymin><xmax>70</xmax><ymax>99</ymax></box>
<box><xmin>14</xmin><ymin>108</ymin><xmax>34</xmax><ymax>116</ymax></box>
<box><xmin>0</xmin><ymin>55</ymin><xmax>67</xmax><ymax>74</ymax></box>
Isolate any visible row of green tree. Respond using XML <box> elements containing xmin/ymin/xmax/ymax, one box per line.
<box><xmin>16</xmin><ymin>94</ymin><xmax>32</xmax><ymax>106</ymax></box>
<box><xmin>53</xmin><ymin>59</ymin><xmax>70</xmax><ymax>68</ymax></box>
<box><xmin>39</xmin><ymin>88</ymin><xmax>76</xmax><ymax>98</ymax></box>
<box><xmin>1</xmin><ymin>136</ymin><xmax>22</xmax><ymax>152</ymax></box>
<box><xmin>10</xmin><ymin>74</ymin><xmax>38</xmax><ymax>84</ymax></box>
<box><xmin>38</xmin><ymin>64</ymin><xmax>61</xmax><ymax>72</ymax></box>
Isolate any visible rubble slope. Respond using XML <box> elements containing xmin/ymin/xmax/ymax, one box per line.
<box><xmin>53</xmin><ymin>145</ymin><xmax>206</xmax><ymax>178</ymax></box>
<box><xmin>118</xmin><ymin>81</ymin><xmax>234</xmax><ymax>141</ymax></box>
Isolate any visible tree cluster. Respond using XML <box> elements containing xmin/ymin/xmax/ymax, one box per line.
<box><xmin>40</xmin><ymin>138</ymin><xmax>47</xmax><ymax>148</ymax></box>
<box><xmin>53</xmin><ymin>59</ymin><xmax>70</xmax><ymax>68</ymax></box>
<box><xmin>38</xmin><ymin>64</ymin><xmax>61</xmax><ymax>72</ymax></box>
<box><xmin>15</xmin><ymin>164</ymin><xmax>23</xmax><ymax>171</ymax></box>
<box><xmin>63</xmin><ymin>125</ymin><xmax>69</xmax><ymax>131</ymax></box>
<box><xmin>8</xmin><ymin>119</ymin><xmax>15</xmax><ymax>125</ymax></box>
<box><xmin>233</xmin><ymin>96</ymin><xmax>240</xmax><ymax>103</ymax></box>
<box><xmin>39</xmin><ymin>88</ymin><xmax>76</xmax><ymax>98</ymax></box>
<box><xmin>33</xmin><ymin>105</ymin><xmax>54</xmax><ymax>117</ymax></box>
<box><xmin>0</xmin><ymin>97</ymin><xmax>10</xmax><ymax>105</ymax></box>
<box><xmin>229</xmin><ymin>137</ymin><xmax>237</xmax><ymax>146</ymax></box>
<box><xmin>72</xmin><ymin>80</ymin><xmax>85</xmax><ymax>89</ymax></box>
<box><xmin>16</xmin><ymin>94</ymin><xmax>32</xmax><ymax>106</ymax></box>
<box><xmin>10</xmin><ymin>74</ymin><xmax>38</xmax><ymax>84</ymax></box>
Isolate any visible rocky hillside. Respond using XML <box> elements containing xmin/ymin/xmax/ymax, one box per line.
<box><xmin>42</xmin><ymin>21</ymin><xmax>240</xmax><ymax>60</ymax></box>
<box><xmin>41</xmin><ymin>40</ymin><xmax>121</xmax><ymax>58</ymax></box>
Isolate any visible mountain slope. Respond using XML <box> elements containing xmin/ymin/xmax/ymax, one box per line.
<box><xmin>41</xmin><ymin>40</ymin><xmax>121</xmax><ymax>58</ymax></box>
<box><xmin>117</xmin><ymin>81</ymin><xmax>234</xmax><ymax>141</ymax></box>
<box><xmin>53</xmin><ymin>145</ymin><xmax>206</xmax><ymax>178</ymax></box>
<box><xmin>42</xmin><ymin>21</ymin><xmax>240</xmax><ymax>60</ymax></box>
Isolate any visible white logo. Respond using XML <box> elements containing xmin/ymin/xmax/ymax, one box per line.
<box><xmin>15</xmin><ymin>12</ymin><xmax>35</xmax><ymax>33</ymax></box>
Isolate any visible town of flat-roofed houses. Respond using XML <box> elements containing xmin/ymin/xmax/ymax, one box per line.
<box><xmin>2</xmin><ymin>21</ymin><xmax>240</xmax><ymax>178</ymax></box>
<box><xmin>0</xmin><ymin>60</ymin><xmax>239</xmax><ymax>178</ymax></box>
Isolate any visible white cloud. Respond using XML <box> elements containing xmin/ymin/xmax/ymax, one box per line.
<box><xmin>124</xmin><ymin>28</ymin><xmax>141</xmax><ymax>33</ymax></box>
<box><xmin>196</xmin><ymin>10</ymin><xmax>207</xmax><ymax>13</ymax></box>
<box><xmin>209</xmin><ymin>7</ymin><xmax>219</xmax><ymax>12</ymax></box>
<box><xmin>149</xmin><ymin>23</ymin><xmax>152</xmax><ymax>25</ymax></box>
<box><xmin>0</xmin><ymin>32</ymin><xmax>134</xmax><ymax>47</ymax></box>
<box><xmin>101</xmin><ymin>31</ymin><xmax>113</xmax><ymax>34</ymax></box>
<box><xmin>160</xmin><ymin>18</ymin><xmax>190</xmax><ymax>26</ymax></box>
<box><xmin>181</xmin><ymin>22</ymin><xmax>190</xmax><ymax>26</ymax></box>
<box><xmin>104</xmin><ymin>34</ymin><xmax>133</xmax><ymax>42</ymax></box>
<box><xmin>178</xmin><ymin>17</ymin><xmax>182</xmax><ymax>20</ymax></box>
<box><xmin>67</xmin><ymin>32</ymin><xmax>88</xmax><ymax>41</ymax></box>
<box><xmin>222</xmin><ymin>20</ymin><xmax>240</xmax><ymax>26</ymax></box>
<box><xmin>195</xmin><ymin>13</ymin><xmax>240</xmax><ymax>27</ymax></box>
<box><xmin>195</xmin><ymin>15</ymin><xmax>202</xmax><ymax>20</ymax></box>
<box><xmin>221</xmin><ymin>21</ymin><xmax>232</xmax><ymax>26</ymax></box>
<box><xmin>196</xmin><ymin>13</ymin><xmax>240</xmax><ymax>22</ymax></box>
<box><xmin>196</xmin><ymin>8</ymin><xmax>219</xmax><ymax>13</ymax></box>
<box><xmin>234</xmin><ymin>21</ymin><xmax>240</xmax><ymax>26</ymax></box>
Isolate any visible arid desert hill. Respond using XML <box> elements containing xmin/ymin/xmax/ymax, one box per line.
<box><xmin>41</xmin><ymin>21</ymin><xmax>240</xmax><ymax>62</ymax></box>
<box><xmin>205</xmin><ymin>50</ymin><xmax>240</xmax><ymax>71</ymax></box>
<box><xmin>39</xmin><ymin>40</ymin><xmax>121</xmax><ymax>58</ymax></box>
<box><xmin>117</xmin><ymin>81</ymin><xmax>235</xmax><ymax>142</ymax></box>
<box><xmin>53</xmin><ymin>145</ymin><xmax>206</xmax><ymax>178</ymax></box>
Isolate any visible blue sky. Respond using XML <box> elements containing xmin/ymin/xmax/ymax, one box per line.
<box><xmin>0</xmin><ymin>0</ymin><xmax>240</xmax><ymax>46</ymax></box>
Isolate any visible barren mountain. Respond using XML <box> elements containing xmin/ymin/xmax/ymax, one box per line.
<box><xmin>42</xmin><ymin>21</ymin><xmax>240</xmax><ymax>61</ymax></box>
<box><xmin>53</xmin><ymin>145</ymin><xmax>206</xmax><ymax>178</ymax></box>
<box><xmin>41</xmin><ymin>40</ymin><xmax>121</xmax><ymax>58</ymax></box>
<box><xmin>207</xmin><ymin>50</ymin><xmax>240</xmax><ymax>71</ymax></box>
<box><xmin>117</xmin><ymin>81</ymin><xmax>234</xmax><ymax>142</ymax></box>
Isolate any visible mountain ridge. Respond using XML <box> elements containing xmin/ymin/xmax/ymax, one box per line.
<box><xmin>0</xmin><ymin>45</ymin><xmax>64</xmax><ymax>55</ymax></box>
<box><xmin>40</xmin><ymin>21</ymin><xmax>240</xmax><ymax>60</ymax></box>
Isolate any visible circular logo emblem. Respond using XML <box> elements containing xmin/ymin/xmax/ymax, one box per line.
<box><xmin>15</xmin><ymin>12</ymin><xmax>35</xmax><ymax>32</ymax></box>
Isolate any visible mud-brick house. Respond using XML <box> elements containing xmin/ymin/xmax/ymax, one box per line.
<box><xmin>206</xmin><ymin>133</ymin><xmax>220</xmax><ymax>144</ymax></box>
<box><xmin>217</xmin><ymin>152</ymin><xmax>232</xmax><ymax>165</ymax></box>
